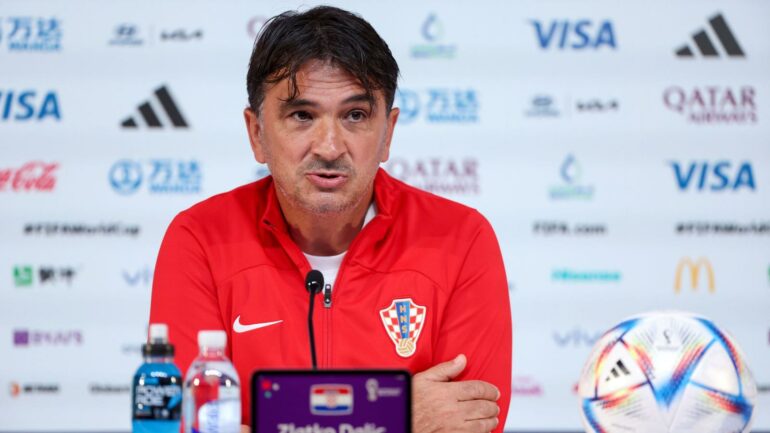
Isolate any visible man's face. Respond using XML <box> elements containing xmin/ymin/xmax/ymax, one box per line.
<box><xmin>244</xmin><ymin>60</ymin><xmax>399</xmax><ymax>216</ymax></box>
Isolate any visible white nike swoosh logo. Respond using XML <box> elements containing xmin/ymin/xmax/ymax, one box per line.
<box><xmin>233</xmin><ymin>316</ymin><xmax>283</xmax><ymax>333</ymax></box>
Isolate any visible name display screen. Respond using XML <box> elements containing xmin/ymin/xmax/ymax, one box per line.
<box><xmin>252</xmin><ymin>370</ymin><xmax>411</xmax><ymax>433</ymax></box>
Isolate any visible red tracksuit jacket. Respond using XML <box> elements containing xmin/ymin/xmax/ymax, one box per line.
<box><xmin>150</xmin><ymin>168</ymin><xmax>512</xmax><ymax>430</ymax></box>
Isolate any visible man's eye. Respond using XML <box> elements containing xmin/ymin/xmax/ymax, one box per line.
<box><xmin>347</xmin><ymin>110</ymin><xmax>367</xmax><ymax>122</ymax></box>
<box><xmin>291</xmin><ymin>111</ymin><xmax>312</xmax><ymax>121</ymax></box>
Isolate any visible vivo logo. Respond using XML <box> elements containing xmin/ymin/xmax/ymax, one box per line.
<box><xmin>531</xmin><ymin>20</ymin><xmax>616</xmax><ymax>50</ymax></box>
<box><xmin>671</xmin><ymin>161</ymin><xmax>755</xmax><ymax>192</ymax></box>
<box><xmin>553</xmin><ymin>328</ymin><xmax>602</xmax><ymax>347</ymax></box>
<box><xmin>122</xmin><ymin>267</ymin><xmax>153</xmax><ymax>286</ymax></box>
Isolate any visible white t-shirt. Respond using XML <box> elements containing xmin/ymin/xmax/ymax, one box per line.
<box><xmin>303</xmin><ymin>203</ymin><xmax>377</xmax><ymax>292</ymax></box>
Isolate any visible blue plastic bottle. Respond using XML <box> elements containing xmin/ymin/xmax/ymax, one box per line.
<box><xmin>132</xmin><ymin>324</ymin><xmax>183</xmax><ymax>433</ymax></box>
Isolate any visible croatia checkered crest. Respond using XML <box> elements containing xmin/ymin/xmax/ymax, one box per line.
<box><xmin>379</xmin><ymin>298</ymin><xmax>426</xmax><ymax>358</ymax></box>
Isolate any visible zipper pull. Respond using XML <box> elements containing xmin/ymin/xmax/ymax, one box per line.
<box><xmin>323</xmin><ymin>284</ymin><xmax>332</xmax><ymax>308</ymax></box>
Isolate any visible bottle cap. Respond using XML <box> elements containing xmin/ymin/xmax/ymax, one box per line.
<box><xmin>142</xmin><ymin>342</ymin><xmax>175</xmax><ymax>358</ymax></box>
<box><xmin>198</xmin><ymin>330</ymin><xmax>227</xmax><ymax>350</ymax></box>
<box><xmin>148</xmin><ymin>323</ymin><xmax>168</xmax><ymax>344</ymax></box>
<box><xmin>142</xmin><ymin>323</ymin><xmax>174</xmax><ymax>358</ymax></box>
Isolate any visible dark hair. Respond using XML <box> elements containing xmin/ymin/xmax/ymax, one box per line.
<box><xmin>246</xmin><ymin>6</ymin><xmax>399</xmax><ymax>114</ymax></box>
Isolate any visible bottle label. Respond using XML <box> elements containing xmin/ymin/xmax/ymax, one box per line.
<box><xmin>195</xmin><ymin>399</ymin><xmax>240</xmax><ymax>433</ymax></box>
<box><xmin>133</xmin><ymin>374</ymin><xmax>183</xmax><ymax>420</ymax></box>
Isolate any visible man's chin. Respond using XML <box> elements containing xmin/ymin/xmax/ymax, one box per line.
<box><xmin>300</xmin><ymin>197</ymin><xmax>355</xmax><ymax>215</ymax></box>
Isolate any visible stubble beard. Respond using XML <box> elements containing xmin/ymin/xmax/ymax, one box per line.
<box><xmin>261</xmin><ymin>137</ymin><xmax>374</xmax><ymax>216</ymax></box>
<box><xmin>282</xmin><ymin>174</ymin><xmax>364</xmax><ymax>215</ymax></box>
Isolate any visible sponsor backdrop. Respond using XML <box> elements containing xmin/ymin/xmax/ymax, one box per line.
<box><xmin>1</xmin><ymin>0</ymin><xmax>769</xmax><ymax>431</ymax></box>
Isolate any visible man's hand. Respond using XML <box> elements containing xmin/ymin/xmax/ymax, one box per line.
<box><xmin>412</xmin><ymin>354</ymin><xmax>501</xmax><ymax>433</ymax></box>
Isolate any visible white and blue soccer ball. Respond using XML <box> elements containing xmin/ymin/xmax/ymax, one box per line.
<box><xmin>577</xmin><ymin>311</ymin><xmax>757</xmax><ymax>433</ymax></box>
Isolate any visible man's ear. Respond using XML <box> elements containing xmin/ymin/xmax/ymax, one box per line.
<box><xmin>380</xmin><ymin>107</ymin><xmax>399</xmax><ymax>163</ymax></box>
<box><xmin>244</xmin><ymin>108</ymin><xmax>266</xmax><ymax>163</ymax></box>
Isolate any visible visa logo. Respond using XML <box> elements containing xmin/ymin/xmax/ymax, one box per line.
<box><xmin>531</xmin><ymin>20</ymin><xmax>616</xmax><ymax>50</ymax></box>
<box><xmin>0</xmin><ymin>90</ymin><xmax>61</xmax><ymax>121</ymax></box>
<box><xmin>671</xmin><ymin>161</ymin><xmax>755</xmax><ymax>192</ymax></box>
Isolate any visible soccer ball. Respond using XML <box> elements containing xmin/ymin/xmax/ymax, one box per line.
<box><xmin>577</xmin><ymin>311</ymin><xmax>757</xmax><ymax>433</ymax></box>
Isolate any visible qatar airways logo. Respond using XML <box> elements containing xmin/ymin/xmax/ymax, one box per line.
<box><xmin>663</xmin><ymin>86</ymin><xmax>756</xmax><ymax>124</ymax></box>
<box><xmin>386</xmin><ymin>157</ymin><xmax>479</xmax><ymax>196</ymax></box>
<box><xmin>0</xmin><ymin>161</ymin><xmax>59</xmax><ymax>192</ymax></box>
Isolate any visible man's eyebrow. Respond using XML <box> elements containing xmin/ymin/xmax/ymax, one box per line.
<box><xmin>279</xmin><ymin>93</ymin><xmax>374</xmax><ymax>113</ymax></box>
<box><xmin>279</xmin><ymin>98</ymin><xmax>319</xmax><ymax>111</ymax></box>
<box><xmin>342</xmin><ymin>93</ymin><xmax>372</xmax><ymax>105</ymax></box>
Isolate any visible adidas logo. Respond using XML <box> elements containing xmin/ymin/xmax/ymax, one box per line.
<box><xmin>675</xmin><ymin>13</ymin><xmax>745</xmax><ymax>58</ymax></box>
<box><xmin>121</xmin><ymin>85</ymin><xmax>189</xmax><ymax>129</ymax></box>
<box><xmin>604</xmin><ymin>359</ymin><xmax>631</xmax><ymax>382</ymax></box>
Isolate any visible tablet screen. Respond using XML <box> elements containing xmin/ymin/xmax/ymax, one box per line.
<box><xmin>252</xmin><ymin>370</ymin><xmax>411</xmax><ymax>433</ymax></box>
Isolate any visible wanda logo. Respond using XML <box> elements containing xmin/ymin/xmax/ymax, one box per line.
<box><xmin>0</xmin><ymin>161</ymin><xmax>59</xmax><ymax>191</ymax></box>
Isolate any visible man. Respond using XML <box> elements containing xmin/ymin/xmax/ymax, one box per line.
<box><xmin>150</xmin><ymin>6</ymin><xmax>511</xmax><ymax>432</ymax></box>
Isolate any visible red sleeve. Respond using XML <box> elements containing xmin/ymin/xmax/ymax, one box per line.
<box><xmin>434</xmin><ymin>213</ymin><xmax>512</xmax><ymax>432</ymax></box>
<box><xmin>149</xmin><ymin>212</ymin><xmax>227</xmax><ymax>377</ymax></box>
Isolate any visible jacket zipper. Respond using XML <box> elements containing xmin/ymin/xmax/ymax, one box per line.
<box><xmin>323</xmin><ymin>283</ymin><xmax>332</xmax><ymax>308</ymax></box>
<box><xmin>319</xmin><ymin>216</ymin><xmax>376</xmax><ymax>368</ymax></box>
<box><xmin>266</xmin><ymin>224</ymin><xmax>340</xmax><ymax>369</ymax></box>
<box><xmin>323</xmin><ymin>283</ymin><xmax>332</xmax><ymax>368</ymax></box>
<box><xmin>271</xmin><ymin>212</ymin><xmax>381</xmax><ymax>368</ymax></box>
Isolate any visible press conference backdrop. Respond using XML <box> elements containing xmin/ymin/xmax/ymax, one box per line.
<box><xmin>2</xmin><ymin>0</ymin><xmax>769</xmax><ymax>431</ymax></box>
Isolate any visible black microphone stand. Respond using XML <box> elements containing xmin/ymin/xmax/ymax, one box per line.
<box><xmin>305</xmin><ymin>270</ymin><xmax>324</xmax><ymax>370</ymax></box>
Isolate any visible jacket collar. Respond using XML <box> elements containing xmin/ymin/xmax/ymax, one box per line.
<box><xmin>258</xmin><ymin>168</ymin><xmax>398</xmax><ymax>270</ymax></box>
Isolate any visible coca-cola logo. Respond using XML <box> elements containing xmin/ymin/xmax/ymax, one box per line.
<box><xmin>0</xmin><ymin>161</ymin><xmax>59</xmax><ymax>192</ymax></box>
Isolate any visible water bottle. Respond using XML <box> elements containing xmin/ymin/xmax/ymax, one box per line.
<box><xmin>183</xmin><ymin>330</ymin><xmax>241</xmax><ymax>433</ymax></box>
<box><xmin>132</xmin><ymin>324</ymin><xmax>183</xmax><ymax>433</ymax></box>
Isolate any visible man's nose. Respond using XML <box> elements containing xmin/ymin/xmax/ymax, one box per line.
<box><xmin>311</xmin><ymin>116</ymin><xmax>345</xmax><ymax>161</ymax></box>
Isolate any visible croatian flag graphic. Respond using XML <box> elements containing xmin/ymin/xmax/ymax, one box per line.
<box><xmin>309</xmin><ymin>384</ymin><xmax>354</xmax><ymax>416</ymax></box>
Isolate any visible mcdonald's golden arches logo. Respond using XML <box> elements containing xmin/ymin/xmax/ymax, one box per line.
<box><xmin>674</xmin><ymin>257</ymin><xmax>715</xmax><ymax>293</ymax></box>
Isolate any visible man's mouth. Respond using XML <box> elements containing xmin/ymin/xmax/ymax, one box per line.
<box><xmin>306</xmin><ymin>171</ymin><xmax>348</xmax><ymax>189</ymax></box>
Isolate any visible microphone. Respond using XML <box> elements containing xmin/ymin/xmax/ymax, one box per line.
<box><xmin>305</xmin><ymin>270</ymin><xmax>324</xmax><ymax>370</ymax></box>
<box><xmin>306</xmin><ymin>269</ymin><xmax>323</xmax><ymax>293</ymax></box>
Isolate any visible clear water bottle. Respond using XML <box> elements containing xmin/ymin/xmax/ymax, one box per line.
<box><xmin>183</xmin><ymin>330</ymin><xmax>241</xmax><ymax>433</ymax></box>
<box><xmin>132</xmin><ymin>324</ymin><xmax>183</xmax><ymax>433</ymax></box>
